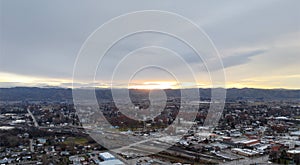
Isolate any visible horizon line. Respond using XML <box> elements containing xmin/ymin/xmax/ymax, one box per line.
<box><xmin>1</xmin><ymin>86</ymin><xmax>300</xmax><ymax>90</ymax></box>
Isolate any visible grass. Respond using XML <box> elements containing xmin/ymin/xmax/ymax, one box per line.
<box><xmin>64</xmin><ymin>137</ymin><xmax>89</xmax><ymax>145</ymax></box>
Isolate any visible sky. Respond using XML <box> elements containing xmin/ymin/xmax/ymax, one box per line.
<box><xmin>0</xmin><ymin>0</ymin><xmax>300</xmax><ymax>89</ymax></box>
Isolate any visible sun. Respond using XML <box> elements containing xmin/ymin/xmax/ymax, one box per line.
<box><xmin>128</xmin><ymin>81</ymin><xmax>179</xmax><ymax>90</ymax></box>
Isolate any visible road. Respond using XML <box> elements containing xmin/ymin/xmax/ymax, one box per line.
<box><xmin>29</xmin><ymin>139</ymin><xmax>34</xmax><ymax>152</ymax></box>
<box><xmin>27</xmin><ymin>108</ymin><xmax>39</xmax><ymax>127</ymax></box>
<box><xmin>222</xmin><ymin>155</ymin><xmax>270</xmax><ymax>165</ymax></box>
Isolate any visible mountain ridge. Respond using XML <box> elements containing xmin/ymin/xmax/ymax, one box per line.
<box><xmin>0</xmin><ymin>87</ymin><xmax>299</xmax><ymax>102</ymax></box>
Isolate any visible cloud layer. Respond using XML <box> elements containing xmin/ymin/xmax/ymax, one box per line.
<box><xmin>0</xmin><ymin>0</ymin><xmax>299</xmax><ymax>88</ymax></box>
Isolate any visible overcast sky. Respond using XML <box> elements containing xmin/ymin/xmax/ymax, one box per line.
<box><xmin>0</xmin><ymin>0</ymin><xmax>299</xmax><ymax>89</ymax></box>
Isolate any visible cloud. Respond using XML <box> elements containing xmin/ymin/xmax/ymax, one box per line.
<box><xmin>222</xmin><ymin>49</ymin><xmax>266</xmax><ymax>68</ymax></box>
<box><xmin>0</xmin><ymin>0</ymin><xmax>299</xmax><ymax>88</ymax></box>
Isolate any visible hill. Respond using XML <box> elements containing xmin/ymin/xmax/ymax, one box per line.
<box><xmin>0</xmin><ymin>87</ymin><xmax>299</xmax><ymax>102</ymax></box>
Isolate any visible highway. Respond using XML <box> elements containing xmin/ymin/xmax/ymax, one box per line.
<box><xmin>27</xmin><ymin>108</ymin><xmax>39</xmax><ymax>127</ymax></box>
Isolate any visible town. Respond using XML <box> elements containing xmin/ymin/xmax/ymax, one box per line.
<box><xmin>0</xmin><ymin>94</ymin><xmax>299</xmax><ymax>165</ymax></box>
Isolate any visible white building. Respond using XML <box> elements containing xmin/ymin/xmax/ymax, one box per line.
<box><xmin>99</xmin><ymin>152</ymin><xmax>115</xmax><ymax>161</ymax></box>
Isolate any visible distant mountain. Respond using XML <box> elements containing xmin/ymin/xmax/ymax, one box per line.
<box><xmin>0</xmin><ymin>87</ymin><xmax>73</xmax><ymax>102</ymax></box>
<box><xmin>0</xmin><ymin>87</ymin><xmax>299</xmax><ymax>102</ymax></box>
<box><xmin>219</xmin><ymin>88</ymin><xmax>300</xmax><ymax>102</ymax></box>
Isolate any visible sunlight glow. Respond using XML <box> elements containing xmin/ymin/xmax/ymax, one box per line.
<box><xmin>1</xmin><ymin>72</ymin><xmax>299</xmax><ymax>89</ymax></box>
<box><xmin>128</xmin><ymin>81</ymin><xmax>180</xmax><ymax>89</ymax></box>
<box><xmin>0</xmin><ymin>72</ymin><xmax>71</xmax><ymax>87</ymax></box>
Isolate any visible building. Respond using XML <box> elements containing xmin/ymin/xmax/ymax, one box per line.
<box><xmin>98</xmin><ymin>152</ymin><xmax>124</xmax><ymax>165</ymax></box>
<box><xmin>287</xmin><ymin>150</ymin><xmax>300</xmax><ymax>158</ymax></box>
<box><xmin>231</xmin><ymin>148</ymin><xmax>259</xmax><ymax>157</ymax></box>
<box><xmin>98</xmin><ymin>159</ymin><xmax>124</xmax><ymax>165</ymax></box>
<box><xmin>290</xmin><ymin>130</ymin><xmax>300</xmax><ymax>137</ymax></box>
<box><xmin>99</xmin><ymin>152</ymin><xmax>115</xmax><ymax>161</ymax></box>
<box><xmin>238</xmin><ymin>139</ymin><xmax>260</xmax><ymax>147</ymax></box>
